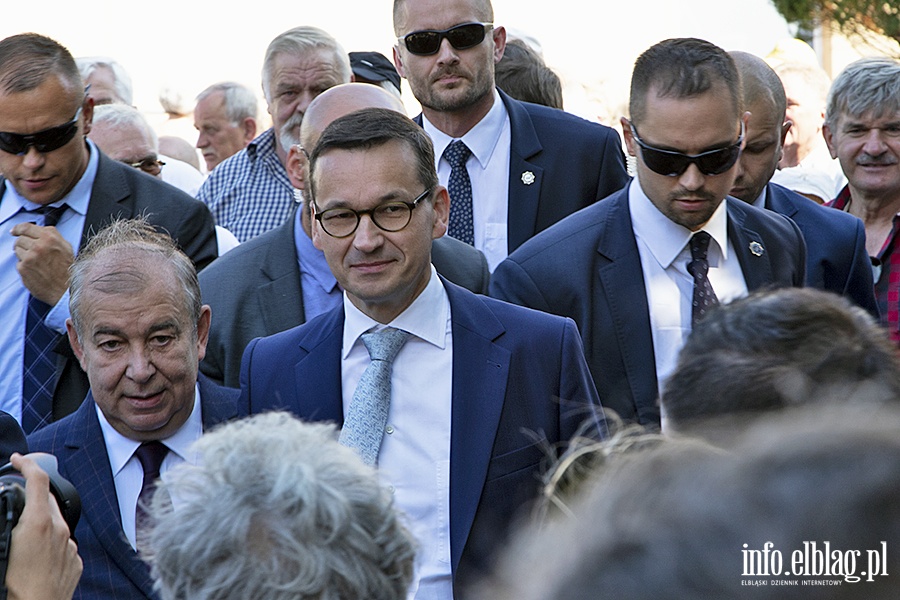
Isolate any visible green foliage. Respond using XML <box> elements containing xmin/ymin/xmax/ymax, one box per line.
<box><xmin>771</xmin><ymin>0</ymin><xmax>900</xmax><ymax>44</ymax></box>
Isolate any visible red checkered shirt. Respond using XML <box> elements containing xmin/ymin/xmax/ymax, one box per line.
<box><xmin>828</xmin><ymin>186</ymin><xmax>900</xmax><ymax>344</ymax></box>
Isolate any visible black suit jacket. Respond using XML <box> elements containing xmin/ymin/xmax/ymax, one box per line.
<box><xmin>0</xmin><ymin>411</ymin><xmax>27</xmax><ymax>464</ymax></box>
<box><xmin>26</xmin><ymin>375</ymin><xmax>244</xmax><ymax>600</ymax></box>
<box><xmin>491</xmin><ymin>184</ymin><xmax>807</xmax><ymax>425</ymax></box>
<box><xmin>417</xmin><ymin>89</ymin><xmax>630</xmax><ymax>253</ymax></box>
<box><xmin>199</xmin><ymin>215</ymin><xmax>490</xmax><ymax>387</ymax></box>
<box><xmin>765</xmin><ymin>182</ymin><xmax>877</xmax><ymax>316</ymax></box>
<box><xmin>0</xmin><ymin>150</ymin><xmax>220</xmax><ymax>422</ymax></box>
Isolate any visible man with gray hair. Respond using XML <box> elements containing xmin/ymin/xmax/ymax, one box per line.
<box><xmin>193</xmin><ymin>81</ymin><xmax>258</xmax><ymax>172</ymax></box>
<box><xmin>76</xmin><ymin>56</ymin><xmax>133</xmax><ymax>106</ymax></box>
<box><xmin>27</xmin><ymin>218</ymin><xmax>245</xmax><ymax>600</ymax></box>
<box><xmin>197</xmin><ymin>26</ymin><xmax>352</xmax><ymax>242</ymax></box>
<box><xmin>145</xmin><ymin>411</ymin><xmax>415</xmax><ymax>600</ymax></box>
<box><xmin>823</xmin><ymin>57</ymin><xmax>900</xmax><ymax>344</ymax></box>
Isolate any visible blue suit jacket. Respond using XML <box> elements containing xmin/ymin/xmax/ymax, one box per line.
<box><xmin>491</xmin><ymin>184</ymin><xmax>807</xmax><ymax>425</ymax></box>
<box><xmin>418</xmin><ymin>89</ymin><xmax>630</xmax><ymax>253</ymax></box>
<box><xmin>240</xmin><ymin>280</ymin><xmax>603</xmax><ymax>595</ymax></box>
<box><xmin>765</xmin><ymin>182</ymin><xmax>877</xmax><ymax>316</ymax></box>
<box><xmin>26</xmin><ymin>376</ymin><xmax>245</xmax><ymax>600</ymax></box>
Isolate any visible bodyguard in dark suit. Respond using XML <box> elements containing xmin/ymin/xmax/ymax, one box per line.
<box><xmin>491</xmin><ymin>39</ymin><xmax>806</xmax><ymax>427</ymax></box>
<box><xmin>242</xmin><ymin>108</ymin><xmax>603</xmax><ymax>598</ymax></box>
<box><xmin>726</xmin><ymin>51</ymin><xmax>877</xmax><ymax>316</ymax></box>
<box><xmin>200</xmin><ymin>83</ymin><xmax>489</xmax><ymax>387</ymax></box>
<box><xmin>28</xmin><ymin>220</ymin><xmax>244</xmax><ymax>600</ymax></box>
<box><xmin>392</xmin><ymin>0</ymin><xmax>629</xmax><ymax>269</ymax></box>
<box><xmin>0</xmin><ymin>33</ymin><xmax>217</xmax><ymax>433</ymax></box>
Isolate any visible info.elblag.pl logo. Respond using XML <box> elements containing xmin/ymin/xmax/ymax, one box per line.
<box><xmin>741</xmin><ymin>541</ymin><xmax>889</xmax><ymax>587</ymax></box>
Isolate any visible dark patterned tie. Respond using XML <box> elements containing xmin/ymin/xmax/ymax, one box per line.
<box><xmin>21</xmin><ymin>203</ymin><xmax>68</xmax><ymax>433</ymax></box>
<box><xmin>134</xmin><ymin>441</ymin><xmax>170</xmax><ymax>528</ymax></box>
<box><xmin>339</xmin><ymin>328</ymin><xmax>411</xmax><ymax>466</ymax></box>
<box><xmin>443</xmin><ymin>140</ymin><xmax>475</xmax><ymax>245</ymax></box>
<box><xmin>687</xmin><ymin>231</ymin><xmax>719</xmax><ymax>327</ymax></box>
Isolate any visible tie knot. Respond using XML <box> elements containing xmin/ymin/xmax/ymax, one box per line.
<box><xmin>443</xmin><ymin>140</ymin><xmax>471</xmax><ymax>169</ymax></box>
<box><xmin>134</xmin><ymin>441</ymin><xmax>169</xmax><ymax>478</ymax></box>
<box><xmin>689</xmin><ymin>231</ymin><xmax>712</xmax><ymax>261</ymax></box>
<box><xmin>29</xmin><ymin>203</ymin><xmax>68</xmax><ymax>227</ymax></box>
<box><xmin>361</xmin><ymin>328</ymin><xmax>411</xmax><ymax>363</ymax></box>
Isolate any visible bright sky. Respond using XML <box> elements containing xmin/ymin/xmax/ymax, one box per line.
<box><xmin>1</xmin><ymin>0</ymin><xmax>795</xmax><ymax>125</ymax></box>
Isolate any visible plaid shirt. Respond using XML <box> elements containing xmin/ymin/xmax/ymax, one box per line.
<box><xmin>828</xmin><ymin>185</ymin><xmax>900</xmax><ymax>344</ymax></box>
<box><xmin>198</xmin><ymin>128</ymin><xmax>298</xmax><ymax>242</ymax></box>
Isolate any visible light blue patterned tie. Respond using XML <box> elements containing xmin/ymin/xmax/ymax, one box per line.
<box><xmin>339</xmin><ymin>328</ymin><xmax>411</xmax><ymax>466</ymax></box>
<box><xmin>443</xmin><ymin>140</ymin><xmax>475</xmax><ymax>245</ymax></box>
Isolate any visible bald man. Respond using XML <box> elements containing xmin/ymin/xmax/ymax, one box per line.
<box><xmin>199</xmin><ymin>83</ymin><xmax>490</xmax><ymax>387</ymax></box>
<box><xmin>728</xmin><ymin>51</ymin><xmax>876</xmax><ymax>315</ymax></box>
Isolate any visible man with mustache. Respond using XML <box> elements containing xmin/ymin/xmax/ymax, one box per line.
<box><xmin>491</xmin><ymin>38</ymin><xmax>806</xmax><ymax>429</ymax></box>
<box><xmin>823</xmin><ymin>57</ymin><xmax>900</xmax><ymax>344</ymax></box>
<box><xmin>391</xmin><ymin>0</ymin><xmax>629</xmax><ymax>271</ymax></box>
<box><xmin>198</xmin><ymin>26</ymin><xmax>350</xmax><ymax>242</ymax></box>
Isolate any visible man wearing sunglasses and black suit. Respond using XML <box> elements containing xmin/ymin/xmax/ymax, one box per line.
<box><xmin>392</xmin><ymin>0</ymin><xmax>629</xmax><ymax>272</ymax></box>
<box><xmin>0</xmin><ymin>33</ymin><xmax>217</xmax><ymax>434</ymax></box>
<box><xmin>491</xmin><ymin>38</ymin><xmax>807</xmax><ymax>429</ymax></box>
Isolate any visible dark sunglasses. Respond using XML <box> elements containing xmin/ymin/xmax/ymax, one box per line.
<box><xmin>629</xmin><ymin>121</ymin><xmax>744</xmax><ymax>177</ymax></box>
<box><xmin>0</xmin><ymin>107</ymin><xmax>83</xmax><ymax>156</ymax></box>
<box><xmin>400</xmin><ymin>22</ymin><xmax>492</xmax><ymax>56</ymax></box>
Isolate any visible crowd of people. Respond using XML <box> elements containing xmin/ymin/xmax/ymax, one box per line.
<box><xmin>0</xmin><ymin>0</ymin><xmax>898</xmax><ymax>598</ymax></box>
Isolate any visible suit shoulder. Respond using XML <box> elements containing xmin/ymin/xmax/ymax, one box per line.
<box><xmin>517</xmin><ymin>99</ymin><xmax>618</xmax><ymax>141</ymax></box>
<box><xmin>200</xmin><ymin>224</ymin><xmax>278</xmax><ymax>280</ymax></box>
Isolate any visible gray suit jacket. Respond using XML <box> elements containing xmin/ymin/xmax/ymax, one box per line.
<box><xmin>199</xmin><ymin>214</ymin><xmax>489</xmax><ymax>387</ymax></box>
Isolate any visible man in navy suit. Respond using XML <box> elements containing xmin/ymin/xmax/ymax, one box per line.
<box><xmin>491</xmin><ymin>39</ymin><xmax>806</xmax><ymax>428</ymax></box>
<box><xmin>28</xmin><ymin>220</ymin><xmax>244</xmax><ymax>600</ymax></box>
<box><xmin>727</xmin><ymin>51</ymin><xmax>877</xmax><ymax>316</ymax></box>
<box><xmin>241</xmin><ymin>108</ymin><xmax>603</xmax><ymax>598</ymax></box>
<box><xmin>0</xmin><ymin>34</ymin><xmax>217</xmax><ymax>432</ymax></box>
<box><xmin>391</xmin><ymin>0</ymin><xmax>629</xmax><ymax>270</ymax></box>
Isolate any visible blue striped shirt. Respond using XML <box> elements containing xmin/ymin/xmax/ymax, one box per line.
<box><xmin>197</xmin><ymin>128</ymin><xmax>299</xmax><ymax>242</ymax></box>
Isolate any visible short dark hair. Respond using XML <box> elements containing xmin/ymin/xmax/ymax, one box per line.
<box><xmin>308</xmin><ymin>107</ymin><xmax>439</xmax><ymax>205</ymax></box>
<box><xmin>495</xmin><ymin>40</ymin><xmax>563</xmax><ymax>109</ymax></box>
<box><xmin>629</xmin><ymin>37</ymin><xmax>741</xmax><ymax>126</ymax></box>
<box><xmin>662</xmin><ymin>287</ymin><xmax>900</xmax><ymax>427</ymax></box>
<box><xmin>0</xmin><ymin>33</ymin><xmax>82</xmax><ymax>95</ymax></box>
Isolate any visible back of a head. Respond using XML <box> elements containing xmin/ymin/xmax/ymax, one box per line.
<box><xmin>485</xmin><ymin>403</ymin><xmax>900</xmax><ymax>599</ymax></box>
<box><xmin>825</xmin><ymin>57</ymin><xmax>900</xmax><ymax>128</ymax></box>
<box><xmin>299</xmin><ymin>82</ymin><xmax>406</xmax><ymax>151</ymax></box>
<box><xmin>629</xmin><ymin>37</ymin><xmax>741</xmax><ymax>126</ymax></box>
<box><xmin>730</xmin><ymin>50</ymin><xmax>786</xmax><ymax>119</ymax></box>
<box><xmin>145</xmin><ymin>412</ymin><xmax>415</xmax><ymax>600</ymax></box>
<box><xmin>195</xmin><ymin>81</ymin><xmax>259</xmax><ymax>124</ymax></box>
<box><xmin>662</xmin><ymin>287</ymin><xmax>900</xmax><ymax>430</ymax></box>
<box><xmin>0</xmin><ymin>33</ymin><xmax>81</xmax><ymax>96</ymax></box>
<box><xmin>495</xmin><ymin>39</ymin><xmax>563</xmax><ymax>109</ymax></box>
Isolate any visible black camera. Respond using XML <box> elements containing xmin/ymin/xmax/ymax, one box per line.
<box><xmin>0</xmin><ymin>453</ymin><xmax>81</xmax><ymax>541</ymax></box>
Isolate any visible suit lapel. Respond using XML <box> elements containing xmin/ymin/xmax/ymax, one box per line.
<box><xmin>258</xmin><ymin>217</ymin><xmax>306</xmax><ymax>332</ymax></box>
<box><xmin>292</xmin><ymin>307</ymin><xmax>345</xmax><ymax>423</ymax></box>
<box><xmin>63</xmin><ymin>396</ymin><xmax>156</xmax><ymax>597</ymax></box>
<box><xmin>81</xmin><ymin>153</ymin><xmax>135</xmax><ymax>247</ymax></box>
<box><xmin>765</xmin><ymin>183</ymin><xmax>799</xmax><ymax>219</ymax></box>
<box><xmin>444</xmin><ymin>282</ymin><xmax>509</xmax><ymax>572</ymax></box>
<box><xmin>594</xmin><ymin>188</ymin><xmax>659</xmax><ymax>422</ymax></box>
<box><xmin>726</xmin><ymin>199</ymin><xmax>775</xmax><ymax>291</ymax></box>
<box><xmin>502</xmin><ymin>90</ymin><xmax>544</xmax><ymax>252</ymax></box>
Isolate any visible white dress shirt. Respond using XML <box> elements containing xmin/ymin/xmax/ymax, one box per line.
<box><xmin>425</xmin><ymin>89</ymin><xmax>511</xmax><ymax>272</ymax></box>
<box><xmin>96</xmin><ymin>385</ymin><xmax>203</xmax><ymax>549</ymax></box>
<box><xmin>342</xmin><ymin>267</ymin><xmax>453</xmax><ymax>600</ymax></box>
<box><xmin>629</xmin><ymin>181</ymin><xmax>748</xmax><ymax>428</ymax></box>
<box><xmin>0</xmin><ymin>140</ymin><xmax>99</xmax><ymax>420</ymax></box>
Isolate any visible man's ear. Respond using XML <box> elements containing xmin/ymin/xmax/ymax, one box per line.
<box><xmin>621</xmin><ymin>116</ymin><xmax>637</xmax><ymax>156</ymax></box>
<box><xmin>66</xmin><ymin>319</ymin><xmax>87</xmax><ymax>371</ymax></box>
<box><xmin>196</xmin><ymin>305</ymin><xmax>211</xmax><ymax>363</ymax></box>
<box><xmin>287</xmin><ymin>145</ymin><xmax>308</xmax><ymax>190</ymax></box>
<box><xmin>431</xmin><ymin>186</ymin><xmax>450</xmax><ymax>239</ymax></box>
<box><xmin>241</xmin><ymin>117</ymin><xmax>257</xmax><ymax>143</ymax></box>
<box><xmin>393</xmin><ymin>45</ymin><xmax>407</xmax><ymax>79</ymax></box>
<box><xmin>822</xmin><ymin>122</ymin><xmax>838</xmax><ymax>159</ymax></box>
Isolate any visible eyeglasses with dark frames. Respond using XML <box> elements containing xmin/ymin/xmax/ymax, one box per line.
<box><xmin>399</xmin><ymin>22</ymin><xmax>493</xmax><ymax>56</ymax></box>
<box><xmin>0</xmin><ymin>107</ymin><xmax>83</xmax><ymax>156</ymax></box>
<box><xmin>314</xmin><ymin>187</ymin><xmax>433</xmax><ymax>238</ymax></box>
<box><xmin>628</xmin><ymin>120</ymin><xmax>744</xmax><ymax>177</ymax></box>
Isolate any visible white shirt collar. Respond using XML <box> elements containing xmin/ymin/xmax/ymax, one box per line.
<box><xmin>96</xmin><ymin>383</ymin><xmax>204</xmax><ymax>476</ymax></box>
<box><xmin>424</xmin><ymin>88</ymin><xmax>508</xmax><ymax>170</ymax></box>
<box><xmin>342</xmin><ymin>266</ymin><xmax>449</xmax><ymax>359</ymax></box>
<box><xmin>629</xmin><ymin>179</ymin><xmax>730</xmax><ymax>269</ymax></box>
